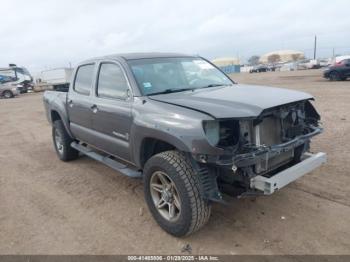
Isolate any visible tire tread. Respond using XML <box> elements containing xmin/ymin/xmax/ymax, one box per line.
<box><xmin>53</xmin><ymin>120</ymin><xmax>79</xmax><ymax>161</ymax></box>
<box><xmin>151</xmin><ymin>150</ymin><xmax>211</xmax><ymax>236</ymax></box>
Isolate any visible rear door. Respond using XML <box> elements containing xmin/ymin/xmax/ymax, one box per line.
<box><xmin>68</xmin><ymin>63</ymin><xmax>96</xmax><ymax>144</ymax></box>
<box><xmin>90</xmin><ymin>61</ymin><xmax>133</xmax><ymax>162</ymax></box>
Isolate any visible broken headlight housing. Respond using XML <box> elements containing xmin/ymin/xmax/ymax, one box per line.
<box><xmin>203</xmin><ymin>120</ymin><xmax>240</xmax><ymax>148</ymax></box>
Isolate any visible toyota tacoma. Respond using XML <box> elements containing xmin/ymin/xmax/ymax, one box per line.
<box><xmin>43</xmin><ymin>53</ymin><xmax>326</xmax><ymax>236</ymax></box>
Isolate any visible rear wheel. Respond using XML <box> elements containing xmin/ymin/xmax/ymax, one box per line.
<box><xmin>143</xmin><ymin>150</ymin><xmax>211</xmax><ymax>237</ymax></box>
<box><xmin>3</xmin><ymin>90</ymin><xmax>13</xmax><ymax>98</ymax></box>
<box><xmin>329</xmin><ymin>71</ymin><xmax>341</xmax><ymax>81</ymax></box>
<box><xmin>52</xmin><ymin>120</ymin><xmax>79</xmax><ymax>161</ymax></box>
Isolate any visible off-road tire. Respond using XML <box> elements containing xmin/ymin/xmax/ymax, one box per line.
<box><xmin>52</xmin><ymin>120</ymin><xmax>79</xmax><ymax>161</ymax></box>
<box><xmin>3</xmin><ymin>90</ymin><xmax>13</xmax><ymax>98</ymax></box>
<box><xmin>143</xmin><ymin>150</ymin><xmax>211</xmax><ymax>237</ymax></box>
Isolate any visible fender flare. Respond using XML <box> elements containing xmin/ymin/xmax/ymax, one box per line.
<box><xmin>131</xmin><ymin>125</ymin><xmax>191</xmax><ymax>168</ymax></box>
<box><xmin>50</xmin><ymin>110</ymin><xmax>75</xmax><ymax>139</ymax></box>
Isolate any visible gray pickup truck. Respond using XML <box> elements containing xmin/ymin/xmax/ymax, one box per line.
<box><xmin>43</xmin><ymin>53</ymin><xmax>326</xmax><ymax>236</ymax></box>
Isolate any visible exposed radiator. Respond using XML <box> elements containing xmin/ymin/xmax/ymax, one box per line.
<box><xmin>253</xmin><ymin>116</ymin><xmax>294</xmax><ymax>173</ymax></box>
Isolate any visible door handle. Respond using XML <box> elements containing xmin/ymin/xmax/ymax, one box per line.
<box><xmin>91</xmin><ymin>104</ymin><xmax>98</xmax><ymax>113</ymax></box>
<box><xmin>68</xmin><ymin>99</ymin><xmax>73</xmax><ymax>107</ymax></box>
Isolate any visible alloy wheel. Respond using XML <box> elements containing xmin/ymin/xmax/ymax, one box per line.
<box><xmin>150</xmin><ymin>171</ymin><xmax>181</xmax><ymax>221</ymax></box>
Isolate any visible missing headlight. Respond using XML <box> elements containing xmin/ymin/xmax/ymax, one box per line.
<box><xmin>203</xmin><ymin>120</ymin><xmax>240</xmax><ymax>148</ymax></box>
<box><xmin>217</xmin><ymin>120</ymin><xmax>240</xmax><ymax>147</ymax></box>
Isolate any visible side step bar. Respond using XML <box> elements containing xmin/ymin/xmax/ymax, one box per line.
<box><xmin>71</xmin><ymin>142</ymin><xmax>142</xmax><ymax>178</ymax></box>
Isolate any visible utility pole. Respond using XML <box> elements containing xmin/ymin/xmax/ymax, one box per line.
<box><xmin>313</xmin><ymin>35</ymin><xmax>317</xmax><ymax>59</ymax></box>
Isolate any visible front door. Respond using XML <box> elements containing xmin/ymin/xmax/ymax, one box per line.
<box><xmin>90</xmin><ymin>62</ymin><xmax>133</xmax><ymax>162</ymax></box>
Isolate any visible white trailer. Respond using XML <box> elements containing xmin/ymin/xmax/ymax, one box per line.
<box><xmin>35</xmin><ymin>68</ymin><xmax>73</xmax><ymax>92</ymax></box>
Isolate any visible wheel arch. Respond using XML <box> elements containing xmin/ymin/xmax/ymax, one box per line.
<box><xmin>50</xmin><ymin>110</ymin><xmax>62</xmax><ymax>122</ymax></box>
<box><xmin>50</xmin><ymin>109</ymin><xmax>74</xmax><ymax>139</ymax></box>
<box><xmin>138</xmin><ymin>137</ymin><xmax>180</xmax><ymax>168</ymax></box>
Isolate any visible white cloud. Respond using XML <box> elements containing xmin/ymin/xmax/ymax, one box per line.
<box><xmin>0</xmin><ymin>0</ymin><xmax>349</xmax><ymax>73</ymax></box>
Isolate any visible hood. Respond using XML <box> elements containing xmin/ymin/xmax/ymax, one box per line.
<box><xmin>149</xmin><ymin>84</ymin><xmax>313</xmax><ymax>118</ymax></box>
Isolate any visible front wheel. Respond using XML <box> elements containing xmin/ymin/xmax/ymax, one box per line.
<box><xmin>3</xmin><ymin>90</ymin><xmax>14</xmax><ymax>98</ymax></box>
<box><xmin>143</xmin><ymin>151</ymin><xmax>211</xmax><ymax>237</ymax></box>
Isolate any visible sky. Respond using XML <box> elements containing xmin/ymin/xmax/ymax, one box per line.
<box><xmin>1</xmin><ymin>0</ymin><xmax>349</xmax><ymax>73</ymax></box>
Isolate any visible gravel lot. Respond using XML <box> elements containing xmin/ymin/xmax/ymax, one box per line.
<box><xmin>0</xmin><ymin>69</ymin><xmax>349</xmax><ymax>255</ymax></box>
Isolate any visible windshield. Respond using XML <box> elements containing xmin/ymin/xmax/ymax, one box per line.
<box><xmin>15</xmin><ymin>67</ymin><xmax>31</xmax><ymax>77</ymax></box>
<box><xmin>128</xmin><ymin>57</ymin><xmax>234</xmax><ymax>95</ymax></box>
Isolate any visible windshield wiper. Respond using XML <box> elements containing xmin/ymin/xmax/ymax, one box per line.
<box><xmin>147</xmin><ymin>88</ymin><xmax>195</xmax><ymax>96</ymax></box>
<box><xmin>200</xmin><ymin>84</ymin><xmax>233</xmax><ymax>89</ymax></box>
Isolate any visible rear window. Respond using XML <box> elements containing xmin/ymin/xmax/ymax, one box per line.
<box><xmin>74</xmin><ymin>64</ymin><xmax>95</xmax><ymax>95</ymax></box>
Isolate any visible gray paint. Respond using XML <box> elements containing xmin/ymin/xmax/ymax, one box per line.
<box><xmin>149</xmin><ymin>84</ymin><xmax>313</xmax><ymax>119</ymax></box>
<box><xmin>43</xmin><ymin>52</ymin><xmax>316</xmax><ymax>169</ymax></box>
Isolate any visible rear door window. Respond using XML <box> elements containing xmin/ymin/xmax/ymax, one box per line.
<box><xmin>74</xmin><ymin>64</ymin><xmax>95</xmax><ymax>95</ymax></box>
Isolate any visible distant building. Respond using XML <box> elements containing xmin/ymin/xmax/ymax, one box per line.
<box><xmin>259</xmin><ymin>50</ymin><xmax>305</xmax><ymax>64</ymax></box>
<box><xmin>211</xmin><ymin>57</ymin><xmax>241</xmax><ymax>74</ymax></box>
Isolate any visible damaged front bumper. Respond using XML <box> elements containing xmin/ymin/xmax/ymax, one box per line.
<box><xmin>215</xmin><ymin>126</ymin><xmax>323</xmax><ymax>168</ymax></box>
<box><xmin>193</xmin><ymin>126</ymin><xmax>325</xmax><ymax>201</ymax></box>
<box><xmin>250</xmin><ymin>152</ymin><xmax>326</xmax><ymax>194</ymax></box>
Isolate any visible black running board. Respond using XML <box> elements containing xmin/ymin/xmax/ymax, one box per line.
<box><xmin>71</xmin><ymin>142</ymin><xmax>142</xmax><ymax>178</ymax></box>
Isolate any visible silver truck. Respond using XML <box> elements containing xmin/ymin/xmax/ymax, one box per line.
<box><xmin>43</xmin><ymin>53</ymin><xmax>326</xmax><ymax>236</ymax></box>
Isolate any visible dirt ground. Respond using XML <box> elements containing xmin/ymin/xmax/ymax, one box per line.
<box><xmin>0</xmin><ymin>69</ymin><xmax>349</xmax><ymax>255</ymax></box>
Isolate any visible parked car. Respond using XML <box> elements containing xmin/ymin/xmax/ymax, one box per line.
<box><xmin>249</xmin><ymin>64</ymin><xmax>268</xmax><ymax>73</ymax></box>
<box><xmin>323</xmin><ymin>59</ymin><xmax>350</xmax><ymax>81</ymax></box>
<box><xmin>297</xmin><ymin>59</ymin><xmax>321</xmax><ymax>70</ymax></box>
<box><xmin>43</xmin><ymin>53</ymin><xmax>326</xmax><ymax>236</ymax></box>
<box><xmin>0</xmin><ymin>80</ymin><xmax>20</xmax><ymax>98</ymax></box>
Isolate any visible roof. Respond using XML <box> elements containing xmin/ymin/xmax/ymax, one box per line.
<box><xmin>82</xmin><ymin>52</ymin><xmax>195</xmax><ymax>63</ymax></box>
